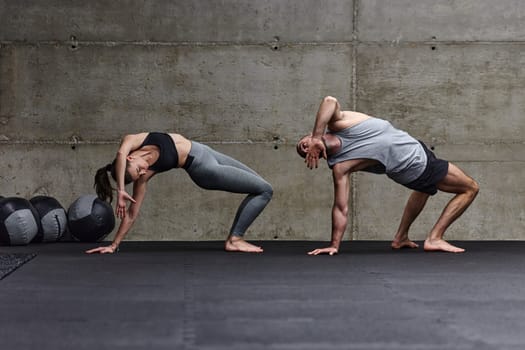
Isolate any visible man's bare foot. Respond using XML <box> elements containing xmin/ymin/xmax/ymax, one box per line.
<box><xmin>391</xmin><ymin>239</ymin><xmax>419</xmax><ymax>249</ymax></box>
<box><xmin>424</xmin><ymin>239</ymin><xmax>465</xmax><ymax>253</ymax></box>
<box><xmin>225</xmin><ymin>236</ymin><xmax>263</xmax><ymax>253</ymax></box>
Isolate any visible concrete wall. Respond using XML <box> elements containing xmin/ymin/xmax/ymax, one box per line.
<box><xmin>1</xmin><ymin>0</ymin><xmax>523</xmax><ymax>242</ymax></box>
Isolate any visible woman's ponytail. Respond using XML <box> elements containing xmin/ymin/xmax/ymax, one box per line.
<box><xmin>94</xmin><ymin>163</ymin><xmax>114</xmax><ymax>203</ymax></box>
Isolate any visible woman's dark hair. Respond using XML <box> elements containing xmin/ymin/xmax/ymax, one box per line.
<box><xmin>94</xmin><ymin>160</ymin><xmax>133</xmax><ymax>203</ymax></box>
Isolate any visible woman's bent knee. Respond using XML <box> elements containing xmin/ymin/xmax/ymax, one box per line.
<box><xmin>262</xmin><ymin>184</ymin><xmax>273</xmax><ymax>200</ymax></box>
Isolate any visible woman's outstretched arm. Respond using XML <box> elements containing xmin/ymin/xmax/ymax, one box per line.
<box><xmin>86</xmin><ymin>175</ymin><xmax>149</xmax><ymax>254</ymax></box>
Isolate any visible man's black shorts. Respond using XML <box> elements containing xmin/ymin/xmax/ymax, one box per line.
<box><xmin>404</xmin><ymin>141</ymin><xmax>449</xmax><ymax>195</ymax></box>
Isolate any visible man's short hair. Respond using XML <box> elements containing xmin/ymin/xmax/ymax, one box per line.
<box><xmin>296</xmin><ymin>135</ymin><xmax>309</xmax><ymax>158</ymax></box>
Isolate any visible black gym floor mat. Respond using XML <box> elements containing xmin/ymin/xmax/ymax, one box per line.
<box><xmin>2</xmin><ymin>241</ymin><xmax>525</xmax><ymax>349</ymax></box>
<box><xmin>0</xmin><ymin>253</ymin><xmax>36</xmax><ymax>280</ymax></box>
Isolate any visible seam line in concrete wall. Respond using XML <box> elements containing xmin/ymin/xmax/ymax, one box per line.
<box><xmin>0</xmin><ymin>140</ymin><xmax>118</xmax><ymax>145</ymax></box>
<box><xmin>350</xmin><ymin>0</ymin><xmax>359</xmax><ymax>241</ymax></box>
<box><xmin>0</xmin><ymin>140</ymin><xmax>277</xmax><ymax>145</ymax></box>
<box><xmin>4</xmin><ymin>40</ymin><xmax>525</xmax><ymax>47</ymax></box>
<box><xmin>0</xmin><ymin>40</ymin><xmax>355</xmax><ymax>47</ymax></box>
<box><xmin>357</xmin><ymin>41</ymin><xmax>525</xmax><ymax>46</ymax></box>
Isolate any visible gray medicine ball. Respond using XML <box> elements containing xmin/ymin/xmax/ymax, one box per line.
<box><xmin>30</xmin><ymin>196</ymin><xmax>68</xmax><ymax>243</ymax></box>
<box><xmin>0</xmin><ymin>197</ymin><xmax>39</xmax><ymax>246</ymax></box>
<box><xmin>67</xmin><ymin>195</ymin><xmax>115</xmax><ymax>242</ymax></box>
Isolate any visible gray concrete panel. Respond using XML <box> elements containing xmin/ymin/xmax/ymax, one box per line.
<box><xmin>0</xmin><ymin>44</ymin><xmax>352</xmax><ymax>142</ymax></box>
<box><xmin>356</xmin><ymin>44</ymin><xmax>525</xmax><ymax>144</ymax></box>
<box><xmin>358</xmin><ymin>0</ymin><xmax>525</xmax><ymax>42</ymax></box>
<box><xmin>0</xmin><ymin>0</ymin><xmax>353</xmax><ymax>42</ymax></box>
<box><xmin>0</xmin><ymin>143</ymin><xmax>100</xmax><ymax>201</ymax></box>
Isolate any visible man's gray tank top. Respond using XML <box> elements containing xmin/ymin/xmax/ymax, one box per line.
<box><xmin>327</xmin><ymin>118</ymin><xmax>427</xmax><ymax>184</ymax></box>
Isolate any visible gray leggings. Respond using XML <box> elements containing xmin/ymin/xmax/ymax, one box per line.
<box><xmin>183</xmin><ymin>142</ymin><xmax>273</xmax><ymax>236</ymax></box>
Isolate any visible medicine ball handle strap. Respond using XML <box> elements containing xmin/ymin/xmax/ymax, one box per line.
<box><xmin>54</xmin><ymin>215</ymin><xmax>61</xmax><ymax>241</ymax></box>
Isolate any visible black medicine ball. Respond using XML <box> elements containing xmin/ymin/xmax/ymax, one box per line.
<box><xmin>0</xmin><ymin>197</ymin><xmax>39</xmax><ymax>246</ymax></box>
<box><xmin>30</xmin><ymin>196</ymin><xmax>68</xmax><ymax>243</ymax></box>
<box><xmin>67</xmin><ymin>195</ymin><xmax>115</xmax><ymax>242</ymax></box>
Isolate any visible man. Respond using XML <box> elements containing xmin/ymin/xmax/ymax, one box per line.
<box><xmin>297</xmin><ymin>96</ymin><xmax>479</xmax><ymax>255</ymax></box>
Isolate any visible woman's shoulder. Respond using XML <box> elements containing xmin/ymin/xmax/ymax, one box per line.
<box><xmin>124</xmin><ymin>132</ymin><xmax>150</xmax><ymax>140</ymax></box>
<box><xmin>119</xmin><ymin>133</ymin><xmax>150</xmax><ymax>152</ymax></box>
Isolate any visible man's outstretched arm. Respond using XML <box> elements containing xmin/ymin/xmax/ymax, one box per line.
<box><xmin>308</xmin><ymin>167</ymin><xmax>350</xmax><ymax>255</ymax></box>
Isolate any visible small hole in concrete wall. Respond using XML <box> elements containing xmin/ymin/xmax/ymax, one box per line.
<box><xmin>70</xmin><ymin>35</ymin><xmax>78</xmax><ymax>50</ymax></box>
<box><xmin>70</xmin><ymin>135</ymin><xmax>79</xmax><ymax>149</ymax></box>
<box><xmin>430</xmin><ymin>145</ymin><xmax>435</xmax><ymax>150</ymax></box>
<box><xmin>273</xmin><ymin>235</ymin><xmax>279</xmax><ymax>239</ymax></box>
<box><xmin>273</xmin><ymin>136</ymin><xmax>280</xmax><ymax>149</ymax></box>
<box><xmin>272</xmin><ymin>45</ymin><xmax>279</xmax><ymax>51</ymax></box>
<box><xmin>431</xmin><ymin>46</ymin><xmax>436</xmax><ymax>50</ymax></box>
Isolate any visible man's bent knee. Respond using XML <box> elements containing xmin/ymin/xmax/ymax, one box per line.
<box><xmin>468</xmin><ymin>179</ymin><xmax>480</xmax><ymax>198</ymax></box>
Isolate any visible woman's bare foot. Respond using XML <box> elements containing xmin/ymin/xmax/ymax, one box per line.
<box><xmin>391</xmin><ymin>239</ymin><xmax>419</xmax><ymax>249</ymax></box>
<box><xmin>424</xmin><ymin>239</ymin><xmax>465</xmax><ymax>253</ymax></box>
<box><xmin>225</xmin><ymin>236</ymin><xmax>263</xmax><ymax>253</ymax></box>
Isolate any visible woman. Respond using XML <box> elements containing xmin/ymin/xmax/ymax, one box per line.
<box><xmin>87</xmin><ymin>132</ymin><xmax>273</xmax><ymax>254</ymax></box>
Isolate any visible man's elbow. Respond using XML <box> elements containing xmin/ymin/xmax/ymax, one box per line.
<box><xmin>323</xmin><ymin>96</ymin><xmax>338</xmax><ymax>104</ymax></box>
<box><xmin>334</xmin><ymin>204</ymin><xmax>349</xmax><ymax>217</ymax></box>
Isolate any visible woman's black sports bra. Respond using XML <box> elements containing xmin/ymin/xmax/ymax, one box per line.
<box><xmin>139</xmin><ymin>132</ymin><xmax>179</xmax><ymax>173</ymax></box>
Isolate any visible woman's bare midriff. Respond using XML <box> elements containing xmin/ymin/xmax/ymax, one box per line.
<box><xmin>169</xmin><ymin>133</ymin><xmax>193</xmax><ymax>167</ymax></box>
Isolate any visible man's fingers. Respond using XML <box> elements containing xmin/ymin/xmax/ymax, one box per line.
<box><xmin>308</xmin><ymin>248</ymin><xmax>337</xmax><ymax>256</ymax></box>
<box><xmin>305</xmin><ymin>154</ymin><xmax>319</xmax><ymax>169</ymax></box>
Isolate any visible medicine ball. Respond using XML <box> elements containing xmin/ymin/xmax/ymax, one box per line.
<box><xmin>67</xmin><ymin>194</ymin><xmax>115</xmax><ymax>242</ymax></box>
<box><xmin>30</xmin><ymin>196</ymin><xmax>67</xmax><ymax>243</ymax></box>
<box><xmin>0</xmin><ymin>197</ymin><xmax>40</xmax><ymax>246</ymax></box>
